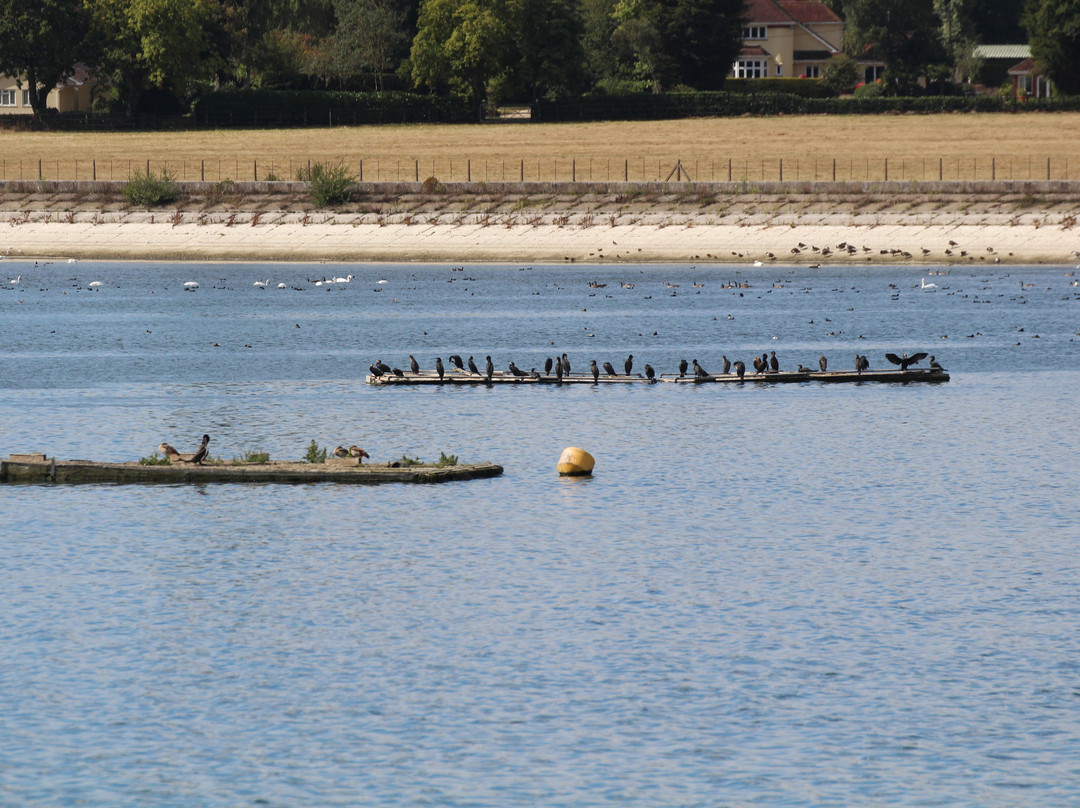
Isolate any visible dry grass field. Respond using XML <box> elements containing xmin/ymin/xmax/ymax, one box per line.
<box><xmin>2</xmin><ymin>112</ymin><xmax>1080</xmax><ymax>183</ymax></box>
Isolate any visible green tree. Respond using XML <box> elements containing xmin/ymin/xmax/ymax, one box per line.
<box><xmin>505</xmin><ymin>0</ymin><xmax>586</xmax><ymax>101</ymax></box>
<box><xmin>93</xmin><ymin>0</ymin><xmax>218</xmax><ymax>115</ymax></box>
<box><xmin>843</xmin><ymin>0</ymin><xmax>947</xmax><ymax>92</ymax></box>
<box><xmin>1024</xmin><ymin>0</ymin><xmax>1080</xmax><ymax>95</ymax></box>
<box><xmin>213</xmin><ymin>0</ymin><xmax>334</xmax><ymax>88</ymax></box>
<box><xmin>821</xmin><ymin>51</ymin><xmax>859</xmax><ymax>94</ymax></box>
<box><xmin>0</xmin><ymin>0</ymin><xmax>92</xmax><ymax>117</ymax></box>
<box><xmin>410</xmin><ymin>0</ymin><xmax>509</xmax><ymax>118</ymax></box>
<box><xmin>318</xmin><ymin>0</ymin><xmax>409</xmax><ymax>89</ymax></box>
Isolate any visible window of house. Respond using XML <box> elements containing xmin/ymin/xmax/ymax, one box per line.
<box><xmin>742</xmin><ymin>26</ymin><xmax>766</xmax><ymax>40</ymax></box>
<box><xmin>804</xmin><ymin>65</ymin><xmax>820</xmax><ymax>78</ymax></box>
<box><xmin>22</xmin><ymin>90</ymin><xmax>31</xmax><ymax>106</ymax></box>
<box><xmin>864</xmin><ymin>65</ymin><xmax>883</xmax><ymax>83</ymax></box>
<box><xmin>735</xmin><ymin>59</ymin><xmax>768</xmax><ymax>78</ymax></box>
<box><xmin>1021</xmin><ymin>75</ymin><xmax>1033</xmax><ymax>95</ymax></box>
<box><xmin>0</xmin><ymin>90</ymin><xmax>16</xmax><ymax>106</ymax></box>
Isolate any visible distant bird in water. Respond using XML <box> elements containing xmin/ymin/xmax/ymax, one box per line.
<box><xmin>561</xmin><ymin>353</ymin><xmax>571</xmax><ymax>375</ymax></box>
<box><xmin>769</xmin><ymin>351</ymin><xmax>779</xmax><ymax>372</ymax></box>
<box><xmin>590</xmin><ymin>360</ymin><xmax>599</xmax><ymax>383</ymax></box>
<box><xmin>678</xmin><ymin>359</ymin><xmax>688</xmax><ymax>378</ymax></box>
<box><xmin>929</xmin><ymin>356</ymin><xmax>945</xmax><ymax>372</ymax></box>
<box><xmin>886</xmin><ymin>351</ymin><xmax>928</xmax><ymax>370</ymax></box>
<box><xmin>485</xmin><ymin>356</ymin><xmax>494</xmax><ymax>382</ymax></box>
<box><xmin>603</xmin><ymin>361</ymin><xmax>617</xmax><ymax>377</ymax></box>
<box><xmin>369</xmin><ymin>363</ymin><xmax>383</xmax><ymax>378</ymax></box>
<box><xmin>435</xmin><ymin>357</ymin><xmax>445</xmax><ymax>381</ymax></box>
<box><xmin>449</xmin><ymin>354</ymin><xmax>464</xmax><ymax>370</ymax></box>
<box><xmin>693</xmin><ymin>359</ymin><xmax>710</xmax><ymax>379</ymax></box>
<box><xmin>508</xmin><ymin>361</ymin><xmax>527</xmax><ymax>378</ymax></box>
<box><xmin>721</xmin><ymin>356</ymin><xmax>731</xmax><ymax>374</ymax></box>
<box><xmin>349</xmin><ymin>446</ymin><xmax>370</xmax><ymax>463</ymax></box>
<box><xmin>644</xmin><ymin>364</ymin><xmax>655</xmax><ymax>381</ymax></box>
<box><xmin>468</xmin><ymin>356</ymin><xmax>480</xmax><ymax>375</ymax></box>
<box><xmin>733</xmin><ymin>360</ymin><xmax>746</xmax><ymax>380</ymax></box>
<box><xmin>409</xmin><ymin>355</ymin><xmax>420</xmax><ymax>374</ymax></box>
<box><xmin>624</xmin><ymin>355</ymin><xmax>633</xmax><ymax>375</ymax></box>
<box><xmin>544</xmin><ymin>357</ymin><xmax>554</xmax><ymax>376</ymax></box>
<box><xmin>819</xmin><ymin>355</ymin><xmax>828</xmax><ymax>372</ymax></box>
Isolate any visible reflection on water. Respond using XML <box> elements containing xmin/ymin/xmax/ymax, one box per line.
<box><xmin>1</xmin><ymin>262</ymin><xmax>1079</xmax><ymax>806</ymax></box>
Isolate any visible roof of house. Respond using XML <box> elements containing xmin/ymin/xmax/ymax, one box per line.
<box><xmin>739</xmin><ymin>45</ymin><xmax>774</xmax><ymax>58</ymax></box>
<box><xmin>974</xmin><ymin>44</ymin><xmax>1031</xmax><ymax>60</ymax></box>
<box><xmin>745</xmin><ymin>0</ymin><xmax>842</xmax><ymax>25</ymax></box>
<box><xmin>1008</xmin><ymin>58</ymin><xmax>1036</xmax><ymax>75</ymax></box>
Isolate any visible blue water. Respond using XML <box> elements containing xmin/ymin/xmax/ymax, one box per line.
<box><xmin>2</xmin><ymin>262</ymin><xmax>1079</xmax><ymax>807</ymax></box>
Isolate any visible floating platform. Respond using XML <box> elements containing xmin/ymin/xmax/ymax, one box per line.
<box><xmin>367</xmin><ymin>368</ymin><xmax>949</xmax><ymax>386</ymax></box>
<box><xmin>0</xmin><ymin>454</ymin><xmax>503</xmax><ymax>486</ymax></box>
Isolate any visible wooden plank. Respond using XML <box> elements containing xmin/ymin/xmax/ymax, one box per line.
<box><xmin>367</xmin><ymin>369</ymin><xmax>949</xmax><ymax>386</ymax></box>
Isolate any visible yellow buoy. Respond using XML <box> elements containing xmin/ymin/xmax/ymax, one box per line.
<box><xmin>557</xmin><ymin>446</ymin><xmax>595</xmax><ymax>476</ymax></box>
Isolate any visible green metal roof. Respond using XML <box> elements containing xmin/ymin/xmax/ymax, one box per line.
<box><xmin>973</xmin><ymin>45</ymin><xmax>1030</xmax><ymax>60</ymax></box>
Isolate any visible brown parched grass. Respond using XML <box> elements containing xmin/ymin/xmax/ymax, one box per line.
<box><xmin>2</xmin><ymin>112</ymin><xmax>1080</xmax><ymax>183</ymax></box>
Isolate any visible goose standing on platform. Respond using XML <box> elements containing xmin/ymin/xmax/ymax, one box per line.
<box><xmin>435</xmin><ymin>357</ymin><xmax>445</xmax><ymax>380</ymax></box>
<box><xmin>333</xmin><ymin>445</ymin><xmax>350</xmax><ymax>457</ymax></box>
<box><xmin>349</xmin><ymin>446</ymin><xmax>370</xmax><ymax>463</ymax></box>
<box><xmin>190</xmin><ymin>434</ymin><xmax>210</xmax><ymax>465</ymax></box>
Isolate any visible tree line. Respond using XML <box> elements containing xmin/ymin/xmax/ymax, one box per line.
<box><xmin>0</xmin><ymin>0</ymin><xmax>1077</xmax><ymax>121</ymax></box>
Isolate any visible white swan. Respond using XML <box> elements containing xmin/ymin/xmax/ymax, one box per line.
<box><xmin>332</xmin><ymin>274</ymin><xmax>353</xmax><ymax>283</ymax></box>
<box><xmin>253</xmin><ymin>278</ymin><xmax>269</xmax><ymax>287</ymax></box>
<box><xmin>88</xmin><ymin>281</ymin><xmax>103</xmax><ymax>288</ymax></box>
<box><xmin>277</xmin><ymin>282</ymin><xmax>287</xmax><ymax>289</ymax></box>
<box><xmin>183</xmin><ymin>281</ymin><xmax>199</xmax><ymax>289</ymax></box>
<box><xmin>921</xmin><ymin>277</ymin><xmax>937</xmax><ymax>289</ymax></box>
<box><xmin>7</xmin><ymin>275</ymin><xmax>20</xmax><ymax>285</ymax></box>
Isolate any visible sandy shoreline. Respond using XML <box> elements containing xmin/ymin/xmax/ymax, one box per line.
<box><xmin>3</xmin><ymin>209</ymin><xmax>1079</xmax><ymax>265</ymax></box>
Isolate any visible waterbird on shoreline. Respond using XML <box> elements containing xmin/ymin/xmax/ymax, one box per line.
<box><xmin>886</xmin><ymin>352</ymin><xmax>928</xmax><ymax>370</ymax></box>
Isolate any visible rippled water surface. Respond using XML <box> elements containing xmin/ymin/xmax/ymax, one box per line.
<box><xmin>2</xmin><ymin>261</ymin><xmax>1079</xmax><ymax>806</ymax></box>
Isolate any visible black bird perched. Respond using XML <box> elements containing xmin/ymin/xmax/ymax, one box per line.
<box><xmin>855</xmin><ymin>354</ymin><xmax>870</xmax><ymax>373</ymax></box>
<box><xmin>885</xmin><ymin>351</ymin><xmax>928</xmax><ymax>370</ymax></box>
<box><xmin>190</xmin><ymin>434</ymin><xmax>210</xmax><ymax>465</ymax></box>
<box><xmin>555</xmin><ymin>357</ymin><xmax>564</xmax><ymax>383</ymax></box>
<box><xmin>376</xmin><ymin>359</ymin><xmax>392</xmax><ymax>375</ymax></box>
<box><xmin>449</xmin><ymin>354</ymin><xmax>464</xmax><ymax>370</ymax></box>
<box><xmin>624</xmin><ymin>354</ymin><xmax>633</xmax><ymax>375</ymax></box>
<box><xmin>590</xmin><ymin>360</ymin><xmax>599</xmax><ymax>383</ymax></box>
<box><xmin>678</xmin><ymin>359</ymin><xmax>688</xmax><ymax>378</ymax></box>
<box><xmin>722</xmin><ymin>355</ymin><xmax>731</xmax><ymax>374</ymax></box>
<box><xmin>753</xmin><ymin>355</ymin><xmax>765</xmax><ymax>374</ymax></box>
<box><xmin>485</xmin><ymin>356</ymin><xmax>494</xmax><ymax>382</ymax></box>
<box><xmin>530</xmin><ymin>368</ymin><xmax>541</xmax><ymax>380</ymax></box>
<box><xmin>733</xmin><ymin>360</ymin><xmax>746</xmax><ymax>380</ymax></box>
<box><xmin>760</xmin><ymin>353</ymin><xmax>769</xmax><ymax>373</ymax></box>
<box><xmin>603</xmin><ymin>361</ymin><xmax>617</xmax><ymax>377</ymax></box>
<box><xmin>391</xmin><ymin>367</ymin><xmax>404</xmax><ymax>377</ymax></box>
<box><xmin>770</xmin><ymin>351</ymin><xmax>779</xmax><ymax>372</ymax></box>
<box><xmin>369</xmin><ymin>363</ymin><xmax>384</xmax><ymax>378</ymax></box>
<box><xmin>929</xmin><ymin>356</ymin><xmax>945</xmax><ymax>372</ymax></box>
<box><xmin>797</xmin><ymin>364</ymin><xmax>812</xmax><ymax>373</ymax></box>
<box><xmin>644</xmin><ymin>364</ymin><xmax>655</xmax><ymax>381</ymax></box>
<box><xmin>544</xmin><ymin>356</ymin><xmax>554</xmax><ymax>376</ymax></box>
<box><xmin>819</xmin><ymin>355</ymin><xmax>827</xmax><ymax>372</ymax></box>
<box><xmin>468</xmin><ymin>356</ymin><xmax>480</xmax><ymax>375</ymax></box>
<box><xmin>508</xmin><ymin>361</ymin><xmax>527</xmax><ymax>378</ymax></box>
<box><xmin>693</xmin><ymin>359</ymin><xmax>710</xmax><ymax>379</ymax></box>
<box><xmin>409</xmin><ymin>355</ymin><xmax>420</xmax><ymax>374</ymax></box>
<box><xmin>561</xmin><ymin>353</ymin><xmax>571</xmax><ymax>375</ymax></box>
<box><xmin>435</xmin><ymin>357</ymin><xmax>445</xmax><ymax>381</ymax></box>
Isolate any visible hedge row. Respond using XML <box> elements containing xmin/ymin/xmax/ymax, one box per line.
<box><xmin>532</xmin><ymin>92</ymin><xmax>1080</xmax><ymax>122</ymax></box>
<box><xmin>191</xmin><ymin>90</ymin><xmax>474</xmax><ymax>126</ymax></box>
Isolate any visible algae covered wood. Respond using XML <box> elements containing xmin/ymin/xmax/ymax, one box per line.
<box><xmin>1</xmin><ymin>458</ymin><xmax>503</xmax><ymax>486</ymax></box>
<box><xmin>367</xmin><ymin>368</ymin><xmax>949</xmax><ymax>386</ymax></box>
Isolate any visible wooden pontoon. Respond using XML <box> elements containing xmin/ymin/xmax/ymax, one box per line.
<box><xmin>1</xmin><ymin>454</ymin><xmax>503</xmax><ymax>486</ymax></box>
<box><xmin>366</xmin><ymin>368</ymin><xmax>949</xmax><ymax>386</ymax></box>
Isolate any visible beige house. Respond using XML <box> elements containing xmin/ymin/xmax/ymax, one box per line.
<box><xmin>733</xmin><ymin>0</ymin><xmax>845</xmax><ymax>79</ymax></box>
<box><xmin>0</xmin><ymin>65</ymin><xmax>96</xmax><ymax>114</ymax></box>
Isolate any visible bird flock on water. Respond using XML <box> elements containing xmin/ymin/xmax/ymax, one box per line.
<box><xmin>368</xmin><ymin>351</ymin><xmax>944</xmax><ymax>382</ymax></box>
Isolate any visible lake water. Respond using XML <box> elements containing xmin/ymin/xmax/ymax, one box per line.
<box><xmin>2</xmin><ymin>261</ymin><xmax>1079</xmax><ymax>807</ymax></box>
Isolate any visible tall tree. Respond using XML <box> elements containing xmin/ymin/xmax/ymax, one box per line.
<box><xmin>0</xmin><ymin>0</ymin><xmax>92</xmax><ymax>117</ymax></box>
<box><xmin>1024</xmin><ymin>0</ymin><xmax>1080</xmax><ymax>94</ymax></box>
<box><xmin>506</xmin><ymin>0</ymin><xmax>587</xmax><ymax>101</ymax></box>
<box><xmin>92</xmin><ymin>0</ymin><xmax>218</xmax><ymax>115</ymax></box>
<box><xmin>320</xmin><ymin>0</ymin><xmax>410</xmax><ymax>89</ymax></box>
<box><xmin>410</xmin><ymin>0</ymin><xmax>509</xmax><ymax>118</ymax></box>
<box><xmin>843</xmin><ymin>0</ymin><xmax>947</xmax><ymax>91</ymax></box>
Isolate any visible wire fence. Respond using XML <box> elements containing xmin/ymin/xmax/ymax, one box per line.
<box><xmin>2</xmin><ymin>154</ymin><xmax>1078</xmax><ymax>183</ymax></box>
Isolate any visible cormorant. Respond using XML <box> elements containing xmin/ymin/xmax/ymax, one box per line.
<box><xmin>369</xmin><ymin>363</ymin><xmax>383</xmax><ymax>378</ymax></box>
<box><xmin>770</xmin><ymin>351</ymin><xmax>779</xmax><ymax>372</ymax></box>
<box><xmin>435</xmin><ymin>357</ymin><xmax>445</xmax><ymax>380</ymax></box>
<box><xmin>409</xmin><ymin>355</ymin><xmax>420</xmax><ymax>374</ymax></box>
<box><xmin>693</xmin><ymin>359</ymin><xmax>710</xmax><ymax>379</ymax></box>
<box><xmin>562</xmin><ymin>353</ymin><xmax>571</xmax><ymax>374</ymax></box>
<box><xmin>885</xmin><ymin>352</ymin><xmax>928</xmax><ymax>370</ymax></box>
<box><xmin>797</xmin><ymin>364</ymin><xmax>811</xmax><ymax>373</ymax></box>
<box><xmin>819</xmin><ymin>355</ymin><xmax>827</xmax><ymax>372</ymax></box>
<box><xmin>929</xmin><ymin>356</ymin><xmax>945</xmax><ymax>372</ymax></box>
<box><xmin>733</xmin><ymin>360</ymin><xmax>746</xmax><ymax>380</ymax></box>
<box><xmin>722</xmin><ymin>355</ymin><xmax>731</xmax><ymax>374</ymax></box>
<box><xmin>678</xmin><ymin>359</ymin><xmax>688</xmax><ymax>377</ymax></box>
<box><xmin>603</xmin><ymin>361</ymin><xmax>617</xmax><ymax>377</ymax></box>
<box><xmin>760</xmin><ymin>353</ymin><xmax>769</xmax><ymax>373</ymax></box>
<box><xmin>590</xmin><ymin>360</ymin><xmax>599</xmax><ymax>383</ymax></box>
<box><xmin>468</xmin><ymin>356</ymin><xmax>480</xmax><ymax>375</ymax></box>
<box><xmin>753</xmin><ymin>355</ymin><xmax>765</xmax><ymax>374</ymax></box>
<box><xmin>555</xmin><ymin>358</ymin><xmax>564</xmax><ymax>383</ymax></box>
<box><xmin>644</xmin><ymin>364</ymin><xmax>655</xmax><ymax>381</ymax></box>
<box><xmin>449</xmin><ymin>354</ymin><xmax>464</xmax><ymax>370</ymax></box>
<box><xmin>624</xmin><ymin>355</ymin><xmax>633</xmax><ymax>375</ymax></box>
<box><xmin>544</xmin><ymin>357</ymin><xmax>554</xmax><ymax>376</ymax></box>
<box><xmin>391</xmin><ymin>367</ymin><xmax>404</xmax><ymax>377</ymax></box>
<box><xmin>376</xmin><ymin>359</ymin><xmax>392</xmax><ymax>375</ymax></box>
<box><xmin>485</xmin><ymin>356</ymin><xmax>494</xmax><ymax>382</ymax></box>
<box><xmin>509</xmin><ymin>361</ymin><xmax>527</xmax><ymax>377</ymax></box>
<box><xmin>530</xmin><ymin>368</ymin><xmax>541</xmax><ymax>380</ymax></box>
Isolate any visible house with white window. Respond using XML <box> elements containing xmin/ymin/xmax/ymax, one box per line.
<box><xmin>0</xmin><ymin>66</ymin><xmax>96</xmax><ymax>115</ymax></box>
<box><xmin>732</xmin><ymin>0</ymin><xmax>883</xmax><ymax>85</ymax></box>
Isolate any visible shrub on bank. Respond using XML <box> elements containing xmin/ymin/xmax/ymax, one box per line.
<box><xmin>122</xmin><ymin>168</ymin><xmax>177</xmax><ymax>206</ymax></box>
<box><xmin>298</xmin><ymin>161</ymin><xmax>356</xmax><ymax>207</ymax></box>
